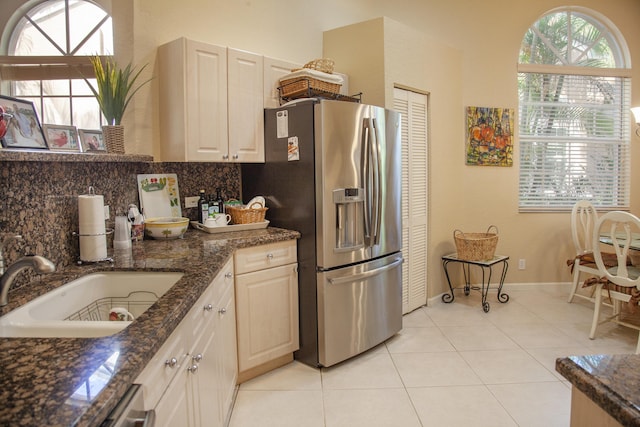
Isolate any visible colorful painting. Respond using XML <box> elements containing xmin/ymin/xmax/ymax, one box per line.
<box><xmin>466</xmin><ymin>106</ymin><xmax>514</xmax><ymax>167</ymax></box>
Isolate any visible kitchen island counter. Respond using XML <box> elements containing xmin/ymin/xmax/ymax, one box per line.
<box><xmin>556</xmin><ymin>353</ymin><xmax>640</xmax><ymax>427</ymax></box>
<box><xmin>0</xmin><ymin>227</ymin><xmax>299</xmax><ymax>427</ymax></box>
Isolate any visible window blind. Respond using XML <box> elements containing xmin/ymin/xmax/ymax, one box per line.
<box><xmin>518</xmin><ymin>72</ymin><xmax>631</xmax><ymax>211</ymax></box>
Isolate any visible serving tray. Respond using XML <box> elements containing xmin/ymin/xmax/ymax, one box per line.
<box><xmin>191</xmin><ymin>220</ymin><xmax>269</xmax><ymax>234</ymax></box>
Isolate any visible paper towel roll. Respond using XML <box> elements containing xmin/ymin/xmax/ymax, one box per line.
<box><xmin>78</xmin><ymin>193</ymin><xmax>107</xmax><ymax>261</ymax></box>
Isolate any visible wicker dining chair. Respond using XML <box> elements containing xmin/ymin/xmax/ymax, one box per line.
<box><xmin>589</xmin><ymin>210</ymin><xmax>640</xmax><ymax>354</ymax></box>
<box><xmin>568</xmin><ymin>201</ymin><xmax>608</xmax><ymax>303</ymax></box>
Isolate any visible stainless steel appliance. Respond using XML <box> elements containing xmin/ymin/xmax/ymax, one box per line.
<box><xmin>242</xmin><ymin>99</ymin><xmax>403</xmax><ymax>367</ymax></box>
<box><xmin>100</xmin><ymin>384</ymin><xmax>155</xmax><ymax>427</ymax></box>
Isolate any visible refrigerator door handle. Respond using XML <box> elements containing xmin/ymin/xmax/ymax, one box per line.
<box><xmin>370</xmin><ymin>117</ymin><xmax>382</xmax><ymax>245</ymax></box>
<box><xmin>327</xmin><ymin>257</ymin><xmax>403</xmax><ymax>285</ymax></box>
<box><xmin>362</xmin><ymin>118</ymin><xmax>373</xmax><ymax>245</ymax></box>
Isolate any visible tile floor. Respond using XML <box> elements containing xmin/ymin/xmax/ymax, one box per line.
<box><xmin>228</xmin><ymin>284</ymin><xmax>638</xmax><ymax>427</ymax></box>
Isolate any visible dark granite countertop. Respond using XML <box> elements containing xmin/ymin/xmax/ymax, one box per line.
<box><xmin>556</xmin><ymin>354</ymin><xmax>640</xmax><ymax>427</ymax></box>
<box><xmin>0</xmin><ymin>227</ymin><xmax>299</xmax><ymax>427</ymax></box>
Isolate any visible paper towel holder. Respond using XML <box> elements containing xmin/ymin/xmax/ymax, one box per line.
<box><xmin>72</xmin><ymin>228</ymin><xmax>114</xmax><ymax>265</ymax></box>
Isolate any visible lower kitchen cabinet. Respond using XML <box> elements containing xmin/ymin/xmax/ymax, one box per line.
<box><xmin>136</xmin><ymin>258</ymin><xmax>237</xmax><ymax>427</ymax></box>
<box><xmin>234</xmin><ymin>240</ymin><xmax>299</xmax><ymax>382</ymax></box>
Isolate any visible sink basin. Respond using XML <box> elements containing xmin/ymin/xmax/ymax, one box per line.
<box><xmin>0</xmin><ymin>271</ymin><xmax>183</xmax><ymax>338</ymax></box>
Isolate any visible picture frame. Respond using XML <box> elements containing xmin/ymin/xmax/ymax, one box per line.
<box><xmin>43</xmin><ymin>124</ymin><xmax>81</xmax><ymax>152</ymax></box>
<box><xmin>465</xmin><ymin>106</ymin><xmax>514</xmax><ymax>167</ymax></box>
<box><xmin>78</xmin><ymin>129</ymin><xmax>107</xmax><ymax>152</ymax></box>
<box><xmin>0</xmin><ymin>95</ymin><xmax>47</xmax><ymax>149</ymax></box>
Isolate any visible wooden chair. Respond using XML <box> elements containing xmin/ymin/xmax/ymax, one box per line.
<box><xmin>589</xmin><ymin>211</ymin><xmax>640</xmax><ymax>354</ymax></box>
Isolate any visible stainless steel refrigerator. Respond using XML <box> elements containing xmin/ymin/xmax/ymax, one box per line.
<box><xmin>242</xmin><ymin>99</ymin><xmax>403</xmax><ymax>367</ymax></box>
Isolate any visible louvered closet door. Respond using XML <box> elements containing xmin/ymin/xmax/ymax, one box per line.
<box><xmin>393</xmin><ymin>88</ymin><xmax>428</xmax><ymax>314</ymax></box>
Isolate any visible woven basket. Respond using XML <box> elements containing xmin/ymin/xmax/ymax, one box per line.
<box><xmin>302</xmin><ymin>58</ymin><xmax>335</xmax><ymax>74</ymax></box>
<box><xmin>454</xmin><ymin>225</ymin><xmax>499</xmax><ymax>261</ymax></box>
<box><xmin>291</xmin><ymin>58</ymin><xmax>335</xmax><ymax>74</ymax></box>
<box><xmin>102</xmin><ymin>125</ymin><xmax>125</xmax><ymax>154</ymax></box>
<box><xmin>227</xmin><ymin>202</ymin><xmax>268</xmax><ymax>224</ymax></box>
<box><xmin>279</xmin><ymin>77</ymin><xmax>341</xmax><ymax>99</ymax></box>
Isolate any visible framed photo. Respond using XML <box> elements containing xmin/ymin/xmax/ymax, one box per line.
<box><xmin>0</xmin><ymin>95</ymin><xmax>47</xmax><ymax>149</ymax></box>
<box><xmin>43</xmin><ymin>124</ymin><xmax>80</xmax><ymax>152</ymax></box>
<box><xmin>78</xmin><ymin>129</ymin><xmax>107</xmax><ymax>152</ymax></box>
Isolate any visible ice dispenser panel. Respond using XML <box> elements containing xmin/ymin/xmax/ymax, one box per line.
<box><xmin>333</xmin><ymin>188</ymin><xmax>364</xmax><ymax>252</ymax></box>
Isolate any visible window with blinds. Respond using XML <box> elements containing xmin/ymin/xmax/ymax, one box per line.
<box><xmin>517</xmin><ymin>8</ymin><xmax>631</xmax><ymax>211</ymax></box>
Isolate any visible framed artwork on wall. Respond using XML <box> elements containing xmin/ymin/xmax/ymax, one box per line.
<box><xmin>78</xmin><ymin>129</ymin><xmax>107</xmax><ymax>152</ymax></box>
<box><xmin>43</xmin><ymin>124</ymin><xmax>81</xmax><ymax>152</ymax></box>
<box><xmin>465</xmin><ymin>106</ymin><xmax>514</xmax><ymax>167</ymax></box>
<box><xmin>0</xmin><ymin>95</ymin><xmax>48</xmax><ymax>149</ymax></box>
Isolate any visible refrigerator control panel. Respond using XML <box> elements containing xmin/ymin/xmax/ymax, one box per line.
<box><xmin>333</xmin><ymin>188</ymin><xmax>363</xmax><ymax>203</ymax></box>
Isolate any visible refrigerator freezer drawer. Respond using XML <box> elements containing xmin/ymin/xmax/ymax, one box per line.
<box><xmin>317</xmin><ymin>253</ymin><xmax>403</xmax><ymax>367</ymax></box>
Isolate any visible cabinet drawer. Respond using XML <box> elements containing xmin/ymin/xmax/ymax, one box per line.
<box><xmin>234</xmin><ymin>240</ymin><xmax>296</xmax><ymax>275</ymax></box>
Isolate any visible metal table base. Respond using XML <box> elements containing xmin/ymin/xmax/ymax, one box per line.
<box><xmin>442</xmin><ymin>254</ymin><xmax>509</xmax><ymax>312</ymax></box>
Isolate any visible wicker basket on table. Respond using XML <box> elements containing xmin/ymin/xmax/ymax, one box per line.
<box><xmin>227</xmin><ymin>202</ymin><xmax>268</xmax><ymax>224</ymax></box>
<box><xmin>453</xmin><ymin>225</ymin><xmax>499</xmax><ymax>261</ymax></box>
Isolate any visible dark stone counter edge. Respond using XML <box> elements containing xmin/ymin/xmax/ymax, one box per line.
<box><xmin>0</xmin><ymin>149</ymin><xmax>153</xmax><ymax>162</ymax></box>
<box><xmin>556</xmin><ymin>356</ymin><xmax>640</xmax><ymax>427</ymax></box>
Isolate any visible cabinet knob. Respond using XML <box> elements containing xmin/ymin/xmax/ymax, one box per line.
<box><xmin>187</xmin><ymin>364</ymin><xmax>199</xmax><ymax>374</ymax></box>
<box><xmin>218</xmin><ymin>307</ymin><xmax>226</xmax><ymax>315</ymax></box>
<box><xmin>164</xmin><ymin>357</ymin><xmax>177</xmax><ymax>368</ymax></box>
<box><xmin>222</xmin><ymin>154</ymin><xmax>229</xmax><ymax>160</ymax></box>
<box><xmin>204</xmin><ymin>304</ymin><xmax>213</xmax><ymax>312</ymax></box>
<box><xmin>192</xmin><ymin>353</ymin><xmax>203</xmax><ymax>362</ymax></box>
<box><xmin>266</xmin><ymin>253</ymin><xmax>274</xmax><ymax>260</ymax></box>
<box><xmin>232</xmin><ymin>154</ymin><xmax>239</xmax><ymax>160</ymax></box>
<box><xmin>225</xmin><ymin>272</ymin><xmax>233</xmax><ymax>279</ymax></box>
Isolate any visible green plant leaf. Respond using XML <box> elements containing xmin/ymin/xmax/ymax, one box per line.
<box><xmin>85</xmin><ymin>56</ymin><xmax>153</xmax><ymax>125</ymax></box>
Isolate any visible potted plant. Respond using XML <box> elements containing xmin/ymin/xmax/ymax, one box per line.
<box><xmin>86</xmin><ymin>55</ymin><xmax>152</xmax><ymax>153</ymax></box>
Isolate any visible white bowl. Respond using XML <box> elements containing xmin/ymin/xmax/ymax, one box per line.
<box><xmin>144</xmin><ymin>217</ymin><xmax>189</xmax><ymax>240</ymax></box>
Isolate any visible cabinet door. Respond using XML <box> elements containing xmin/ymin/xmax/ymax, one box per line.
<box><xmin>154</xmin><ymin>366</ymin><xmax>195</xmax><ymax>427</ymax></box>
<box><xmin>236</xmin><ymin>262</ymin><xmax>299</xmax><ymax>372</ymax></box>
<box><xmin>186</xmin><ymin>40</ymin><xmax>228</xmax><ymax>161</ymax></box>
<box><xmin>189</xmin><ymin>314</ymin><xmax>220</xmax><ymax>427</ymax></box>
<box><xmin>227</xmin><ymin>48</ymin><xmax>264</xmax><ymax>163</ymax></box>
<box><xmin>216</xmin><ymin>278</ymin><xmax>237</xmax><ymax>425</ymax></box>
<box><xmin>263</xmin><ymin>57</ymin><xmax>300</xmax><ymax>108</ymax></box>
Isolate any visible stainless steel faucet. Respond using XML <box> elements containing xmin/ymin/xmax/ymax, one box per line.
<box><xmin>0</xmin><ymin>234</ymin><xmax>56</xmax><ymax>306</ymax></box>
<box><xmin>0</xmin><ymin>255</ymin><xmax>56</xmax><ymax>306</ymax></box>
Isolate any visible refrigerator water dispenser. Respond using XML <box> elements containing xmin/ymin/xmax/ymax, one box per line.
<box><xmin>333</xmin><ymin>188</ymin><xmax>364</xmax><ymax>252</ymax></box>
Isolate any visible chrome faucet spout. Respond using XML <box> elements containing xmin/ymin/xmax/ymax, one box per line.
<box><xmin>0</xmin><ymin>255</ymin><xmax>56</xmax><ymax>306</ymax></box>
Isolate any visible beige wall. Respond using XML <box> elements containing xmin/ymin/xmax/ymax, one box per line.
<box><xmin>3</xmin><ymin>0</ymin><xmax>640</xmax><ymax>299</ymax></box>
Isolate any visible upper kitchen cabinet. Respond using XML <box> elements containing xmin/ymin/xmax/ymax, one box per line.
<box><xmin>158</xmin><ymin>38</ymin><xmax>264</xmax><ymax>162</ymax></box>
<box><xmin>263</xmin><ymin>57</ymin><xmax>300</xmax><ymax>108</ymax></box>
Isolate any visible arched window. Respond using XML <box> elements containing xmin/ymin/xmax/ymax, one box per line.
<box><xmin>1</xmin><ymin>0</ymin><xmax>113</xmax><ymax>129</ymax></box>
<box><xmin>518</xmin><ymin>7</ymin><xmax>632</xmax><ymax>211</ymax></box>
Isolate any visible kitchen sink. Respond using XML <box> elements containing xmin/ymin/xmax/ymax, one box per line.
<box><xmin>0</xmin><ymin>271</ymin><xmax>183</xmax><ymax>338</ymax></box>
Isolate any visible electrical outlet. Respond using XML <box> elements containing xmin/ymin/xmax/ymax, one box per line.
<box><xmin>185</xmin><ymin>196</ymin><xmax>199</xmax><ymax>208</ymax></box>
<box><xmin>518</xmin><ymin>259</ymin><xmax>526</xmax><ymax>270</ymax></box>
<box><xmin>104</xmin><ymin>205</ymin><xmax>110</xmax><ymax>219</ymax></box>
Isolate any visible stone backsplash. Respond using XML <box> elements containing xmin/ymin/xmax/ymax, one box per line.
<box><xmin>0</xmin><ymin>152</ymin><xmax>242</xmax><ymax>287</ymax></box>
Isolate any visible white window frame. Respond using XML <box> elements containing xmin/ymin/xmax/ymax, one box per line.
<box><xmin>518</xmin><ymin>7</ymin><xmax>632</xmax><ymax>212</ymax></box>
<box><xmin>0</xmin><ymin>0</ymin><xmax>113</xmax><ymax>128</ymax></box>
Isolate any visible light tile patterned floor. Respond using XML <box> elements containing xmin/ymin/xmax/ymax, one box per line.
<box><xmin>229</xmin><ymin>284</ymin><xmax>637</xmax><ymax>427</ymax></box>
